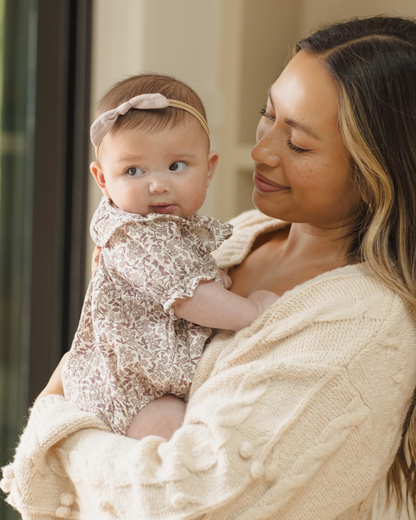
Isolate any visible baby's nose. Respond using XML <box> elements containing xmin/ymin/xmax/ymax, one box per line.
<box><xmin>149</xmin><ymin>175</ymin><xmax>170</xmax><ymax>194</ymax></box>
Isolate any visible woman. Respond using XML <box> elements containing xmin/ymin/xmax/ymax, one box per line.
<box><xmin>2</xmin><ymin>15</ymin><xmax>416</xmax><ymax>519</ymax></box>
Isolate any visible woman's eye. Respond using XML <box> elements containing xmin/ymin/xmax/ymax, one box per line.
<box><xmin>169</xmin><ymin>161</ymin><xmax>187</xmax><ymax>172</ymax></box>
<box><xmin>260</xmin><ymin>105</ymin><xmax>275</xmax><ymax>122</ymax></box>
<box><xmin>126</xmin><ymin>167</ymin><xmax>145</xmax><ymax>176</ymax></box>
<box><xmin>287</xmin><ymin>139</ymin><xmax>311</xmax><ymax>154</ymax></box>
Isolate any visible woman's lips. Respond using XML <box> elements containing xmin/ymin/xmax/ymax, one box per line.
<box><xmin>253</xmin><ymin>172</ymin><xmax>290</xmax><ymax>193</ymax></box>
<box><xmin>150</xmin><ymin>204</ymin><xmax>176</xmax><ymax>214</ymax></box>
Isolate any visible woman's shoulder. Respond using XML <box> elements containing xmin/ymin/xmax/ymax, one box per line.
<box><xmin>212</xmin><ymin>209</ymin><xmax>289</xmax><ymax>269</ymax></box>
<box><xmin>227</xmin><ymin>208</ymin><xmax>288</xmax><ymax>236</ymax></box>
<box><xmin>268</xmin><ymin>262</ymin><xmax>413</xmax><ymax>330</ymax></box>
<box><xmin>193</xmin><ymin>263</ymin><xmax>416</xmax><ymax>393</ymax></box>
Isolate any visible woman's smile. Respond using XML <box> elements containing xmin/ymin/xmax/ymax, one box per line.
<box><xmin>253</xmin><ymin>171</ymin><xmax>290</xmax><ymax>193</ymax></box>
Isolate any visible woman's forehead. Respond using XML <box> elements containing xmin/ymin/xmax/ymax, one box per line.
<box><xmin>267</xmin><ymin>51</ymin><xmax>340</xmax><ymax>132</ymax></box>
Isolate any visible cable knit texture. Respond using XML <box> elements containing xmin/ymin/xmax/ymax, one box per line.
<box><xmin>2</xmin><ymin>209</ymin><xmax>416</xmax><ymax>519</ymax></box>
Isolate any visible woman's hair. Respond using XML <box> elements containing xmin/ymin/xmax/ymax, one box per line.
<box><xmin>95</xmin><ymin>73</ymin><xmax>207</xmax><ymax>134</ymax></box>
<box><xmin>296</xmin><ymin>16</ymin><xmax>416</xmax><ymax>514</ymax></box>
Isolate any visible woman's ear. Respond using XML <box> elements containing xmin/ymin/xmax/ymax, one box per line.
<box><xmin>206</xmin><ymin>151</ymin><xmax>219</xmax><ymax>188</ymax></box>
<box><xmin>90</xmin><ymin>162</ymin><xmax>109</xmax><ymax>197</ymax></box>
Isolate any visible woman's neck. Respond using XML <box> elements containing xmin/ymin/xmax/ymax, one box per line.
<box><xmin>229</xmin><ymin>220</ymin><xmax>354</xmax><ymax>298</ymax></box>
<box><xmin>281</xmin><ymin>222</ymin><xmax>351</xmax><ymax>268</ymax></box>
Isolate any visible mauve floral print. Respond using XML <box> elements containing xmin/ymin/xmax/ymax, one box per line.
<box><xmin>62</xmin><ymin>197</ymin><xmax>233</xmax><ymax>434</ymax></box>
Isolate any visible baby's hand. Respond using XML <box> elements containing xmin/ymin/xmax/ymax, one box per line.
<box><xmin>219</xmin><ymin>269</ymin><xmax>232</xmax><ymax>289</ymax></box>
<box><xmin>247</xmin><ymin>290</ymin><xmax>279</xmax><ymax>315</ymax></box>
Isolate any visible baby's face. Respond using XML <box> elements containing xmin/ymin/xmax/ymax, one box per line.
<box><xmin>91</xmin><ymin>118</ymin><xmax>218</xmax><ymax>218</ymax></box>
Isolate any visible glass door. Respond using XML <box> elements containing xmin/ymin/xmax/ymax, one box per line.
<box><xmin>0</xmin><ymin>0</ymin><xmax>37</xmax><ymax>518</ymax></box>
<box><xmin>0</xmin><ymin>1</ymin><xmax>92</xmax><ymax>517</ymax></box>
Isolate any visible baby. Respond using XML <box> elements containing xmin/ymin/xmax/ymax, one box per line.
<box><xmin>62</xmin><ymin>74</ymin><xmax>278</xmax><ymax>440</ymax></box>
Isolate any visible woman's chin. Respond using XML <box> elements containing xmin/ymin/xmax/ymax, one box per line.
<box><xmin>252</xmin><ymin>191</ymin><xmax>289</xmax><ymax>220</ymax></box>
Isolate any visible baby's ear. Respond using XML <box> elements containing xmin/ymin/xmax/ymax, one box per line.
<box><xmin>206</xmin><ymin>151</ymin><xmax>219</xmax><ymax>187</ymax></box>
<box><xmin>90</xmin><ymin>162</ymin><xmax>109</xmax><ymax>197</ymax></box>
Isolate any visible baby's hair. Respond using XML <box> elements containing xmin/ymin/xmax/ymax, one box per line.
<box><xmin>95</xmin><ymin>73</ymin><xmax>207</xmax><ymax>136</ymax></box>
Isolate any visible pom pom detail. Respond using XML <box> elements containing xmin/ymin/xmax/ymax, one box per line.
<box><xmin>60</xmin><ymin>493</ymin><xmax>75</xmax><ymax>507</ymax></box>
<box><xmin>171</xmin><ymin>492</ymin><xmax>189</xmax><ymax>509</ymax></box>
<box><xmin>2</xmin><ymin>464</ymin><xmax>14</xmax><ymax>480</ymax></box>
<box><xmin>250</xmin><ymin>461</ymin><xmax>264</xmax><ymax>479</ymax></box>
<box><xmin>0</xmin><ymin>477</ymin><xmax>12</xmax><ymax>493</ymax></box>
<box><xmin>239</xmin><ymin>441</ymin><xmax>254</xmax><ymax>459</ymax></box>
<box><xmin>56</xmin><ymin>505</ymin><xmax>71</xmax><ymax>518</ymax></box>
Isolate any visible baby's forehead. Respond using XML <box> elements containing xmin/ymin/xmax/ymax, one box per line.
<box><xmin>112</xmin><ymin>116</ymin><xmax>210</xmax><ymax>146</ymax></box>
<box><xmin>109</xmin><ymin>105</ymin><xmax>195</xmax><ymax>135</ymax></box>
<box><xmin>101</xmin><ymin>118</ymin><xmax>210</xmax><ymax>158</ymax></box>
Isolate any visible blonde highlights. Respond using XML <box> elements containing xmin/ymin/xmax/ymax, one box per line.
<box><xmin>297</xmin><ymin>17</ymin><xmax>416</xmax><ymax>514</ymax></box>
<box><xmin>339</xmin><ymin>67</ymin><xmax>416</xmax><ymax>515</ymax></box>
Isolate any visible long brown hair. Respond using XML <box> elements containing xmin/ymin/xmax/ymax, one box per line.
<box><xmin>297</xmin><ymin>16</ymin><xmax>416</xmax><ymax>514</ymax></box>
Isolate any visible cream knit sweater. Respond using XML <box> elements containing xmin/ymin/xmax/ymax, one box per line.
<box><xmin>2</xmin><ymin>210</ymin><xmax>416</xmax><ymax>520</ymax></box>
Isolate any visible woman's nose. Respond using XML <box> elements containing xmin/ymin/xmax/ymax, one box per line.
<box><xmin>148</xmin><ymin>174</ymin><xmax>170</xmax><ymax>194</ymax></box>
<box><xmin>251</xmin><ymin>130</ymin><xmax>281</xmax><ymax>168</ymax></box>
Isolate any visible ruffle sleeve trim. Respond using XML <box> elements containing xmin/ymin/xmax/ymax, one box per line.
<box><xmin>162</xmin><ymin>273</ymin><xmax>222</xmax><ymax>318</ymax></box>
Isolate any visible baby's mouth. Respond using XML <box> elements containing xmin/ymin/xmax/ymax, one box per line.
<box><xmin>150</xmin><ymin>204</ymin><xmax>176</xmax><ymax>214</ymax></box>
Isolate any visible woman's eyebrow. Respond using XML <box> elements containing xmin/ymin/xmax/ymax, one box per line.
<box><xmin>284</xmin><ymin>118</ymin><xmax>322</xmax><ymax>141</ymax></box>
<box><xmin>266</xmin><ymin>86</ymin><xmax>322</xmax><ymax>141</ymax></box>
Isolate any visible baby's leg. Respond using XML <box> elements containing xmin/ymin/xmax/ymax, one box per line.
<box><xmin>127</xmin><ymin>395</ymin><xmax>186</xmax><ymax>441</ymax></box>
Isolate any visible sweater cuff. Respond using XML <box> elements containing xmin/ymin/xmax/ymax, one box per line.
<box><xmin>28</xmin><ymin>394</ymin><xmax>112</xmax><ymax>454</ymax></box>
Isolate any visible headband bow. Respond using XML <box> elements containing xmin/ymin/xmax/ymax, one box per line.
<box><xmin>90</xmin><ymin>93</ymin><xmax>210</xmax><ymax>149</ymax></box>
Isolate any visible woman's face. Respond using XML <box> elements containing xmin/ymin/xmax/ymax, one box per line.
<box><xmin>252</xmin><ymin>50</ymin><xmax>356</xmax><ymax>229</ymax></box>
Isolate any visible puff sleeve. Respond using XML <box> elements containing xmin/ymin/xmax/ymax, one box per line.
<box><xmin>110</xmin><ymin>214</ymin><xmax>232</xmax><ymax>315</ymax></box>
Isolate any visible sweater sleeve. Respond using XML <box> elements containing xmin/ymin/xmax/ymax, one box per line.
<box><xmin>3</xmin><ymin>283</ymin><xmax>415</xmax><ymax>520</ymax></box>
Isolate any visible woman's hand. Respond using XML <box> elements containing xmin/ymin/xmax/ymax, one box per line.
<box><xmin>91</xmin><ymin>245</ymin><xmax>101</xmax><ymax>276</ymax></box>
<box><xmin>35</xmin><ymin>352</ymin><xmax>68</xmax><ymax>404</ymax></box>
<box><xmin>219</xmin><ymin>269</ymin><xmax>232</xmax><ymax>289</ymax></box>
<box><xmin>247</xmin><ymin>289</ymin><xmax>279</xmax><ymax>314</ymax></box>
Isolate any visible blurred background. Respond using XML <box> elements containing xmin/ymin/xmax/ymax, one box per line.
<box><xmin>0</xmin><ymin>1</ymin><xmax>415</xmax><ymax>518</ymax></box>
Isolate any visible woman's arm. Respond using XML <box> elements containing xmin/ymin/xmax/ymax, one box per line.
<box><xmin>0</xmin><ymin>348</ymin><xmax>382</xmax><ymax>520</ymax></box>
<box><xmin>4</xmin><ymin>281</ymin><xmax>415</xmax><ymax>520</ymax></box>
<box><xmin>35</xmin><ymin>352</ymin><xmax>67</xmax><ymax>402</ymax></box>
<box><xmin>37</xmin><ymin>353</ymin><xmax>188</xmax><ymax>442</ymax></box>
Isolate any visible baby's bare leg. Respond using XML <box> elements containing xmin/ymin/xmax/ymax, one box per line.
<box><xmin>126</xmin><ymin>395</ymin><xmax>186</xmax><ymax>441</ymax></box>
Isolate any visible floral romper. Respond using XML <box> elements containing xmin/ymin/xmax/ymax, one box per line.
<box><xmin>62</xmin><ymin>196</ymin><xmax>233</xmax><ymax>434</ymax></box>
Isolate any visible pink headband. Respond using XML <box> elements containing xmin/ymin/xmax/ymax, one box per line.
<box><xmin>90</xmin><ymin>93</ymin><xmax>210</xmax><ymax>149</ymax></box>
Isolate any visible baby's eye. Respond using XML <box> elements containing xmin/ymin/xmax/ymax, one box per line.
<box><xmin>126</xmin><ymin>167</ymin><xmax>145</xmax><ymax>176</ymax></box>
<box><xmin>169</xmin><ymin>161</ymin><xmax>187</xmax><ymax>172</ymax></box>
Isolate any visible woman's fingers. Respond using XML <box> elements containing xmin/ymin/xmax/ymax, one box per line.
<box><xmin>219</xmin><ymin>269</ymin><xmax>232</xmax><ymax>289</ymax></box>
<box><xmin>35</xmin><ymin>352</ymin><xmax>69</xmax><ymax>403</ymax></box>
<box><xmin>91</xmin><ymin>245</ymin><xmax>101</xmax><ymax>276</ymax></box>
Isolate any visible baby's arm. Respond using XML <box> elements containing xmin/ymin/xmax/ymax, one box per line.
<box><xmin>173</xmin><ymin>281</ymin><xmax>278</xmax><ymax>331</ymax></box>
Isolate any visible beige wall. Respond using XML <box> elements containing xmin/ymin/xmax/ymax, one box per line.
<box><xmin>299</xmin><ymin>0</ymin><xmax>416</xmax><ymax>36</ymax></box>
<box><xmin>87</xmin><ymin>0</ymin><xmax>416</xmax><ymax>278</ymax></box>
